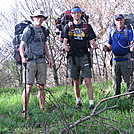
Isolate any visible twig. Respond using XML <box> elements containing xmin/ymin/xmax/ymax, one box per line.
<box><xmin>96</xmin><ymin>115</ymin><xmax>119</xmax><ymax>123</ymax></box>
<box><xmin>44</xmin><ymin>88</ymin><xmax>73</xmax><ymax>134</ymax></box>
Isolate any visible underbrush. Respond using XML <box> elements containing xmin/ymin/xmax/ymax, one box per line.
<box><xmin>0</xmin><ymin>81</ymin><xmax>133</xmax><ymax>134</ymax></box>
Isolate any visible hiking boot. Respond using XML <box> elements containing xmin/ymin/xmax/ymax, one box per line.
<box><xmin>75</xmin><ymin>101</ymin><xmax>82</xmax><ymax>108</ymax></box>
<box><xmin>21</xmin><ymin>111</ymin><xmax>31</xmax><ymax>119</ymax></box>
<box><xmin>21</xmin><ymin>111</ymin><xmax>26</xmax><ymax>116</ymax></box>
<box><xmin>89</xmin><ymin>104</ymin><xmax>94</xmax><ymax>109</ymax></box>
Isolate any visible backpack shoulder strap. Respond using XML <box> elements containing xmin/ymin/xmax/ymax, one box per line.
<box><xmin>68</xmin><ymin>22</ymin><xmax>74</xmax><ymax>37</ymax></box>
<box><xmin>110</xmin><ymin>26</ymin><xmax>116</xmax><ymax>38</ymax></box>
<box><xmin>124</xmin><ymin>25</ymin><xmax>128</xmax><ymax>40</ymax></box>
<box><xmin>68</xmin><ymin>22</ymin><xmax>74</xmax><ymax>30</ymax></box>
<box><xmin>111</xmin><ymin>25</ymin><xmax>129</xmax><ymax>40</ymax></box>
<box><xmin>41</xmin><ymin>26</ymin><xmax>46</xmax><ymax>32</ymax></box>
<box><xmin>41</xmin><ymin>26</ymin><xmax>50</xmax><ymax>37</ymax></box>
<box><xmin>83</xmin><ymin>22</ymin><xmax>89</xmax><ymax>36</ymax></box>
<box><xmin>28</xmin><ymin>25</ymin><xmax>35</xmax><ymax>42</ymax></box>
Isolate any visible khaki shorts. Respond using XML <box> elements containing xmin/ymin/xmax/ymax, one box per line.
<box><xmin>69</xmin><ymin>54</ymin><xmax>92</xmax><ymax>78</ymax></box>
<box><xmin>23</xmin><ymin>61</ymin><xmax>47</xmax><ymax>85</ymax></box>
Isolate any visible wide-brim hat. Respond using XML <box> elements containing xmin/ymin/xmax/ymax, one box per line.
<box><xmin>30</xmin><ymin>9</ymin><xmax>48</xmax><ymax>20</ymax></box>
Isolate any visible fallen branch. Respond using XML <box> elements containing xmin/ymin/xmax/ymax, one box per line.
<box><xmin>60</xmin><ymin>91</ymin><xmax>134</xmax><ymax>133</ymax></box>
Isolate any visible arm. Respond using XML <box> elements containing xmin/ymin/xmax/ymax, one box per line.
<box><xmin>63</xmin><ymin>38</ymin><xmax>70</xmax><ymax>52</ymax></box>
<box><xmin>103</xmin><ymin>31</ymin><xmax>112</xmax><ymax>52</ymax></box>
<box><xmin>19</xmin><ymin>41</ymin><xmax>28</xmax><ymax>63</ymax></box>
<box><xmin>44</xmin><ymin>42</ymin><xmax>52</xmax><ymax>68</ymax></box>
<box><xmin>87</xmin><ymin>24</ymin><xmax>97</xmax><ymax>49</ymax></box>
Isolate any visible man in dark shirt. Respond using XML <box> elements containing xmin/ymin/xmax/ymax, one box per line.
<box><xmin>62</xmin><ymin>7</ymin><xmax>97</xmax><ymax>109</ymax></box>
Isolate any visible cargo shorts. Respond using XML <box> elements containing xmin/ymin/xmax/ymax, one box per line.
<box><xmin>69</xmin><ymin>54</ymin><xmax>92</xmax><ymax>78</ymax></box>
<box><xmin>23</xmin><ymin>61</ymin><xmax>47</xmax><ymax>85</ymax></box>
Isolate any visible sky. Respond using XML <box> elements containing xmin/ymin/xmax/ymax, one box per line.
<box><xmin>0</xmin><ymin>0</ymin><xmax>13</xmax><ymax>10</ymax></box>
<box><xmin>0</xmin><ymin>0</ymin><xmax>14</xmax><ymax>43</ymax></box>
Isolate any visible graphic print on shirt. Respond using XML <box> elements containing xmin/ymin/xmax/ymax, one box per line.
<box><xmin>34</xmin><ymin>30</ymin><xmax>45</xmax><ymax>43</ymax></box>
<box><xmin>68</xmin><ymin>28</ymin><xmax>85</xmax><ymax>40</ymax></box>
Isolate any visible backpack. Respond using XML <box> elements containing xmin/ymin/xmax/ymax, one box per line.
<box><xmin>13</xmin><ymin>20</ymin><xmax>49</xmax><ymax>65</ymax></box>
<box><xmin>55</xmin><ymin>8</ymin><xmax>89</xmax><ymax>36</ymax></box>
<box><xmin>110</xmin><ymin>13</ymin><xmax>134</xmax><ymax>41</ymax></box>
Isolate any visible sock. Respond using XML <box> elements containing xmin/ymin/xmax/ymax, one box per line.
<box><xmin>89</xmin><ymin>100</ymin><xmax>94</xmax><ymax>105</ymax></box>
<box><xmin>76</xmin><ymin>98</ymin><xmax>81</xmax><ymax>102</ymax></box>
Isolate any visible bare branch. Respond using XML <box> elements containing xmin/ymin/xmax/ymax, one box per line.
<box><xmin>60</xmin><ymin>91</ymin><xmax>134</xmax><ymax>133</ymax></box>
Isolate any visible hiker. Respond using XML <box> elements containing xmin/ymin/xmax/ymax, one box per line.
<box><xmin>62</xmin><ymin>6</ymin><xmax>97</xmax><ymax>109</ymax></box>
<box><xmin>19</xmin><ymin>9</ymin><xmax>52</xmax><ymax>116</ymax></box>
<box><xmin>103</xmin><ymin>14</ymin><xmax>133</xmax><ymax>95</ymax></box>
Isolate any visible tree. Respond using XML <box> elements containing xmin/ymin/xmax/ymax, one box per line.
<box><xmin>0</xmin><ymin>0</ymin><xmax>134</xmax><ymax>133</ymax></box>
<box><xmin>0</xmin><ymin>0</ymin><xmax>134</xmax><ymax>87</ymax></box>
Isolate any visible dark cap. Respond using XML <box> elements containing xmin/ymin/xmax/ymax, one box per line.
<box><xmin>114</xmin><ymin>14</ymin><xmax>124</xmax><ymax>20</ymax></box>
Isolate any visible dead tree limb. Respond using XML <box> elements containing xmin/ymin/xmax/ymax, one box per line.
<box><xmin>60</xmin><ymin>91</ymin><xmax>134</xmax><ymax>134</ymax></box>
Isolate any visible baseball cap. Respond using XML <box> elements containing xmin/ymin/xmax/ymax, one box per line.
<box><xmin>114</xmin><ymin>14</ymin><xmax>124</xmax><ymax>20</ymax></box>
<box><xmin>30</xmin><ymin>9</ymin><xmax>48</xmax><ymax>20</ymax></box>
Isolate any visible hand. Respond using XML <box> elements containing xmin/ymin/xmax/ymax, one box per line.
<box><xmin>64</xmin><ymin>45</ymin><xmax>70</xmax><ymax>52</ymax></box>
<box><xmin>48</xmin><ymin>59</ymin><xmax>53</xmax><ymax>69</ymax></box>
<box><xmin>22</xmin><ymin>57</ymin><xmax>28</xmax><ymax>63</ymax></box>
<box><xmin>103</xmin><ymin>45</ymin><xmax>108</xmax><ymax>52</ymax></box>
<box><xmin>130</xmin><ymin>45</ymin><xmax>134</xmax><ymax>51</ymax></box>
<box><xmin>103</xmin><ymin>45</ymin><xmax>111</xmax><ymax>52</ymax></box>
<box><xmin>92</xmin><ymin>43</ymin><xmax>98</xmax><ymax>49</ymax></box>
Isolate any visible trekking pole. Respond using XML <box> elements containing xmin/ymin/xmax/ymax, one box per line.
<box><xmin>24</xmin><ymin>63</ymin><xmax>27</xmax><ymax>120</ymax></box>
<box><xmin>103</xmin><ymin>51</ymin><xmax>107</xmax><ymax>76</ymax></box>
<box><xmin>105</xmin><ymin>51</ymin><xmax>108</xmax><ymax>78</ymax></box>
<box><xmin>65</xmin><ymin>57</ymin><xmax>69</xmax><ymax>95</ymax></box>
<box><xmin>95</xmin><ymin>49</ymin><xmax>101</xmax><ymax>76</ymax></box>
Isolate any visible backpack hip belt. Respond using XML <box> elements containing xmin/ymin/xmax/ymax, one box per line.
<box><xmin>113</xmin><ymin>53</ymin><xmax>131</xmax><ymax>59</ymax></box>
<box><xmin>26</xmin><ymin>53</ymin><xmax>45</xmax><ymax>61</ymax></box>
<box><xmin>32</xmin><ymin>54</ymin><xmax>45</xmax><ymax>60</ymax></box>
<box><xmin>69</xmin><ymin>48</ymin><xmax>88</xmax><ymax>57</ymax></box>
<box><xmin>113</xmin><ymin>55</ymin><xmax>128</xmax><ymax>59</ymax></box>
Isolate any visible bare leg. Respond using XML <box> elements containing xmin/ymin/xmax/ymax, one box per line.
<box><xmin>37</xmin><ymin>84</ymin><xmax>45</xmax><ymax>110</ymax></box>
<box><xmin>73</xmin><ymin>78</ymin><xmax>82</xmax><ymax>108</ymax></box>
<box><xmin>84</xmin><ymin>78</ymin><xmax>93</xmax><ymax>100</ymax></box>
<box><xmin>73</xmin><ymin>78</ymin><xmax>80</xmax><ymax>100</ymax></box>
<box><xmin>84</xmin><ymin>78</ymin><xmax>94</xmax><ymax>108</ymax></box>
<box><xmin>22</xmin><ymin>84</ymin><xmax>33</xmax><ymax>113</ymax></box>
